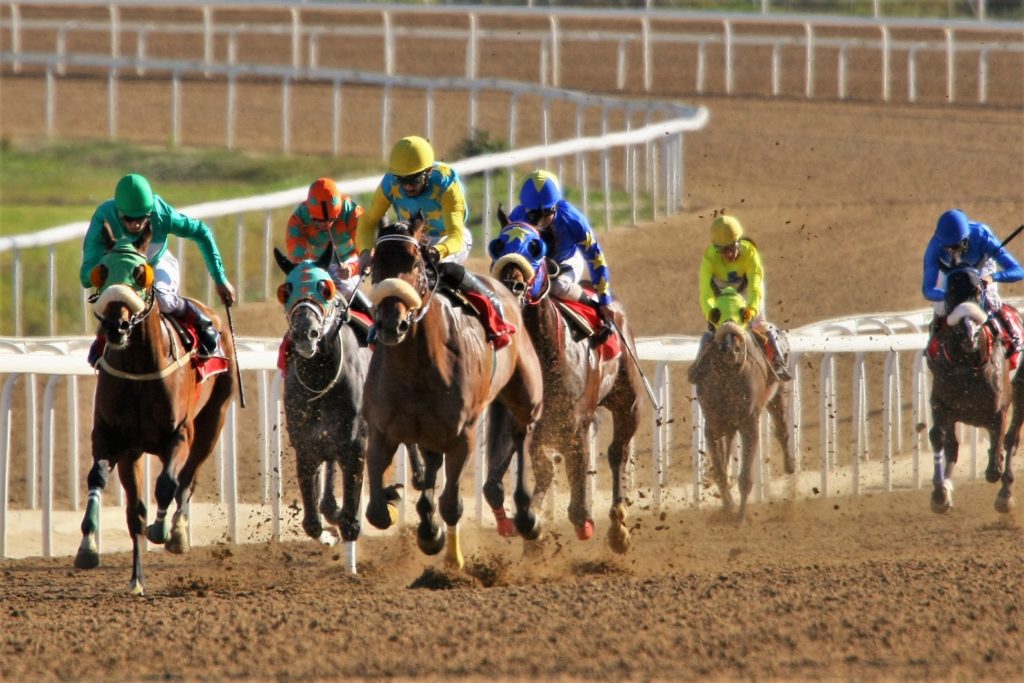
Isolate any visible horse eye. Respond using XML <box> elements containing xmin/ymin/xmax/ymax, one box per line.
<box><xmin>318</xmin><ymin>280</ymin><xmax>336</xmax><ymax>301</ymax></box>
<box><xmin>527</xmin><ymin>240</ymin><xmax>543</xmax><ymax>259</ymax></box>
<box><xmin>90</xmin><ymin>265</ymin><xmax>108</xmax><ymax>288</ymax></box>
<box><xmin>277</xmin><ymin>283</ymin><xmax>292</xmax><ymax>304</ymax></box>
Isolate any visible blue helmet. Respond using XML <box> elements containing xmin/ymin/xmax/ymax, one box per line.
<box><xmin>519</xmin><ymin>170</ymin><xmax>561</xmax><ymax>211</ymax></box>
<box><xmin>935</xmin><ymin>209</ymin><xmax>970</xmax><ymax>246</ymax></box>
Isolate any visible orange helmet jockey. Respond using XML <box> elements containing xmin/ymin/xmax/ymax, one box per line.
<box><xmin>306</xmin><ymin>178</ymin><xmax>343</xmax><ymax>221</ymax></box>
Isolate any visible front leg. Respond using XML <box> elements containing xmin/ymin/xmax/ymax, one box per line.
<box><xmin>364</xmin><ymin>429</ymin><xmax>401</xmax><ymax>530</ymax></box>
<box><xmin>148</xmin><ymin>429</ymin><xmax>191</xmax><ymax>545</ymax></box>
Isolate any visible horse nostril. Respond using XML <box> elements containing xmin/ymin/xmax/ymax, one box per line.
<box><xmin>397</xmin><ymin>320</ymin><xmax>410</xmax><ymax>335</ymax></box>
<box><xmin>512</xmin><ymin>282</ymin><xmax>526</xmax><ymax>296</ymax></box>
<box><xmin>308</xmin><ymin>329</ymin><xmax>320</xmax><ymax>341</ymax></box>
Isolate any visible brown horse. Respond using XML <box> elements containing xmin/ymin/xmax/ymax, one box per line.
<box><xmin>74</xmin><ymin>223</ymin><xmax>235</xmax><ymax>595</ymax></box>
<box><xmin>362</xmin><ymin>216</ymin><xmax>544</xmax><ymax>569</ymax></box>
<box><xmin>928</xmin><ymin>267</ymin><xmax>1018</xmax><ymax>514</ymax></box>
<box><xmin>694</xmin><ymin>288</ymin><xmax>794</xmax><ymax>523</ymax></box>
<box><xmin>488</xmin><ymin>212</ymin><xmax>642</xmax><ymax>553</ymax></box>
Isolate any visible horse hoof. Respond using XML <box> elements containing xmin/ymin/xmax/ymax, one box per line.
<box><xmin>607</xmin><ymin>526</ymin><xmax>631</xmax><ymax>555</ymax></box>
<box><xmin>496</xmin><ymin>517</ymin><xmax>516</xmax><ymax>537</ymax></box>
<box><xmin>128</xmin><ymin>580</ymin><xmax>145</xmax><ymax>597</ymax></box>
<box><xmin>417</xmin><ymin>525</ymin><xmax>445</xmax><ymax>556</ymax></box>
<box><xmin>930</xmin><ymin>481</ymin><xmax>954</xmax><ymax>514</ymax></box>
<box><xmin>146</xmin><ymin>523</ymin><xmax>169</xmax><ymax>545</ymax></box>
<box><xmin>985</xmin><ymin>468</ymin><xmax>1002</xmax><ymax>484</ymax></box>
<box><xmin>995</xmin><ymin>492</ymin><xmax>1015</xmax><ymax>514</ymax></box>
<box><xmin>574</xmin><ymin>520</ymin><xmax>594</xmax><ymax>541</ymax></box>
<box><xmin>515</xmin><ymin>511</ymin><xmax>542</xmax><ymax>541</ymax></box>
<box><xmin>74</xmin><ymin>547</ymin><xmax>99</xmax><ymax>570</ymax></box>
<box><xmin>366</xmin><ymin>503</ymin><xmax>397</xmax><ymax>530</ymax></box>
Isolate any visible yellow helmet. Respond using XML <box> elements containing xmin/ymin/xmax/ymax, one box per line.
<box><xmin>388</xmin><ymin>136</ymin><xmax>435</xmax><ymax>177</ymax></box>
<box><xmin>710</xmin><ymin>215</ymin><xmax>743</xmax><ymax>247</ymax></box>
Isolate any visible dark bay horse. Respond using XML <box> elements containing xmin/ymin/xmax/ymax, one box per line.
<box><xmin>693</xmin><ymin>288</ymin><xmax>794</xmax><ymax>523</ymax></box>
<box><xmin>927</xmin><ymin>267</ymin><xmax>1018</xmax><ymax>513</ymax></box>
<box><xmin>74</xmin><ymin>223</ymin><xmax>234</xmax><ymax>595</ymax></box>
<box><xmin>362</xmin><ymin>217</ymin><xmax>544</xmax><ymax>569</ymax></box>
<box><xmin>488</xmin><ymin>213</ymin><xmax>641</xmax><ymax>553</ymax></box>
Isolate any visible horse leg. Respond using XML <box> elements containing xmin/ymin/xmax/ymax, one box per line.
<box><xmin>605</xmin><ymin>390</ymin><xmax>640</xmax><ymax>554</ymax></box>
<box><xmin>335</xmin><ymin>440</ymin><xmax>365</xmax><ymax>544</ymax></box>
<box><xmin>483</xmin><ymin>404</ymin><xmax>518</xmax><ymax>537</ymax></box>
<box><xmin>147</xmin><ymin>430</ymin><xmax>190</xmax><ymax>545</ymax></box>
<box><xmin>298</xmin><ymin>452</ymin><xmax>336</xmax><ymax>545</ymax></box>
<box><xmin>406</xmin><ymin>444</ymin><xmax>427</xmax><ymax>492</ymax></box>
<box><xmin>434</xmin><ymin>440</ymin><xmax>470</xmax><ymax>570</ymax></box>
<box><xmin>736</xmin><ymin>420</ymin><xmax>759</xmax><ymax>524</ymax></box>
<box><xmin>928</xmin><ymin>411</ymin><xmax>957</xmax><ymax>513</ymax></box>
<box><xmin>997</xmin><ymin>432</ymin><xmax>1017</xmax><ymax>513</ymax></box>
<box><xmin>768</xmin><ymin>385</ymin><xmax>796</xmax><ymax>475</ymax></box>
<box><xmin>563</xmin><ymin>429</ymin><xmax>593</xmax><ymax>541</ymax></box>
<box><xmin>706</xmin><ymin>427</ymin><xmax>734</xmax><ymax>512</ymax></box>
<box><xmin>75</xmin><ymin>457</ymin><xmax>114</xmax><ymax>570</ymax></box>
<box><xmin>364</xmin><ymin>428</ymin><xmax>401</xmax><ymax>530</ymax></box>
<box><xmin>118</xmin><ymin>456</ymin><xmax>148</xmax><ymax>596</ymax></box>
<box><xmin>415</xmin><ymin>448</ymin><xmax>447</xmax><ymax>558</ymax></box>
<box><xmin>510</xmin><ymin>422</ymin><xmax>541</xmax><ymax>542</ymax></box>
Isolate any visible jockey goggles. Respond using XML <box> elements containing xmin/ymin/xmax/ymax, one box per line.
<box><xmin>118</xmin><ymin>212</ymin><xmax>151</xmax><ymax>234</ymax></box>
<box><xmin>526</xmin><ymin>208</ymin><xmax>556</xmax><ymax>224</ymax></box>
<box><xmin>715</xmin><ymin>241</ymin><xmax>740</xmax><ymax>254</ymax></box>
<box><xmin>397</xmin><ymin>169</ymin><xmax>430</xmax><ymax>191</ymax></box>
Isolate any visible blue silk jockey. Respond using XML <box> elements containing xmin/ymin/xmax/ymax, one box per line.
<box><xmin>922</xmin><ymin>209</ymin><xmax>1024</xmax><ymax>357</ymax></box>
<box><xmin>81</xmin><ymin>173</ymin><xmax>236</xmax><ymax>357</ymax></box>
<box><xmin>508</xmin><ymin>170</ymin><xmax>615</xmax><ymax>325</ymax></box>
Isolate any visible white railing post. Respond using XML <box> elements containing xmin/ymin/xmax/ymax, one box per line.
<box><xmin>945</xmin><ymin>27</ymin><xmax>956</xmax><ymax>103</ymax></box>
<box><xmin>641</xmin><ymin>16</ymin><xmax>652</xmax><ymax>92</ymax></box>
<box><xmin>549</xmin><ymin>15</ymin><xmax>560</xmax><ymax>88</ymax></box>
<box><xmin>881</xmin><ymin>26</ymin><xmax>891</xmax><ymax>102</ymax></box>
<box><xmin>804</xmin><ymin>22</ymin><xmax>815</xmax><ymax>99</ymax></box>
<box><xmin>723</xmin><ymin>20</ymin><xmax>733</xmax><ymax>94</ymax></box>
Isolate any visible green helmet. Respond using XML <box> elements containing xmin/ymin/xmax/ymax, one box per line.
<box><xmin>114</xmin><ymin>174</ymin><xmax>155</xmax><ymax>217</ymax></box>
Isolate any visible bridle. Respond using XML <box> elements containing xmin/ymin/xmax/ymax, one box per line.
<box><xmin>374</xmin><ymin>232</ymin><xmax>440</xmax><ymax>326</ymax></box>
<box><xmin>287</xmin><ymin>296</ymin><xmax>347</xmax><ymax>402</ymax></box>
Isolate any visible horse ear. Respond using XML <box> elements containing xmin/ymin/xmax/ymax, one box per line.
<box><xmin>101</xmin><ymin>220</ymin><xmax>117</xmax><ymax>250</ymax></box>
<box><xmin>273</xmin><ymin>247</ymin><xmax>296</xmax><ymax>275</ymax></box>
<box><xmin>497</xmin><ymin>204</ymin><xmax>509</xmax><ymax>228</ymax></box>
<box><xmin>316</xmin><ymin>242</ymin><xmax>334</xmax><ymax>271</ymax></box>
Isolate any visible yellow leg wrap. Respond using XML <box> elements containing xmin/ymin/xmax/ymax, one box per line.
<box><xmin>444</xmin><ymin>523</ymin><xmax>464</xmax><ymax>570</ymax></box>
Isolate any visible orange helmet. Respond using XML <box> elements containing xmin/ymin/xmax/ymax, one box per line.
<box><xmin>306</xmin><ymin>178</ymin><xmax>342</xmax><ymax>220</ymax></box>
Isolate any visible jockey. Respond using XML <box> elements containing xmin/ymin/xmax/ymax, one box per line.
<box><xmin>688</xmin><ymin>214</ymin><xmax>792</xmax><ymax>383</ymax></box>
<box><xmin>80</xmin><ymin>173</ymin><xmax>235</xmax><ymax>357</ymax></box>
<box><xmin>508</xmin><ymin>169</ymin><xmax>615</xmax><ymax>324</ymax></box>
<box><xmin>355</xmin><ymin>135</ymin><xmax>513</xmax><ymax>346</ymax></box>
<box><xmin>286</xmin><ymin>177</ymin><xmax>373</xmax><ymax>317</ymax></box>
<box><xmin>922</xmin><ymin>208</ymin><xmax>1024</xmax><ymax>356</ymax></box>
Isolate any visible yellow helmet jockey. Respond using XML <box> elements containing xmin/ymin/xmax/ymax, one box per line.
<box><xmin>388</xmin><ymin>136</ymin><xmax>435</xmax><ymax>177</ymax></box>
<box><xmin>710</xmin><ymin>215</ymin><xmax>743</xmax><ymax>247</ymax></box>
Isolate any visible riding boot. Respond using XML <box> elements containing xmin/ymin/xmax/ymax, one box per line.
<box><xmin>686</xmin><ymin>330</ymin><xmax>713</xmax><ymax>384</ymax></box>
<box><xmin>346</xmin><ymin>288</ymin><xmax>374</xmax><ymax>318</ymax></box>
<box><xmin>458</xmin><ymin>271</ymin><xmax>506</xmax><ymax>322</ymax></box>
<box><xmin>764</xmin><ymin>328</ymin><xmax>793</xmax><ymax>382</ymax></box>
<box><xmin>176</xmin><ymin>300</ymin><xmax>220</xmax><ymax>357</ymax></box>
<box><xmin>993</xmin><ymin>308</ymin><xmax>1023</xmax><ymax>357</ymax></box>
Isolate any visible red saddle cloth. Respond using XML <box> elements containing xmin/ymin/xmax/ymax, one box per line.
<box><xmin>926</xmin><ymin>305</ymin><xmax>1021</xmax><ymax>371</ymax></box>
<box><xmin>462</xmin><ymin>290</ymin><xmax>517</xmax><ymax>350</ymax></box>
<box><xmin>558</xmin><ymin>299</ymin><xmax>622</xmax><ymax>362</ymax></box>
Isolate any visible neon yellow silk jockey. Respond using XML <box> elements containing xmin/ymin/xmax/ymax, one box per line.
<box><xmin>688</xmin><ymin>215</ymin><xmax>792</xmax><ymax>382</ymax></box>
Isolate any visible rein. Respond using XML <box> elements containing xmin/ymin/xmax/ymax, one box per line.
<box><xmin>375</xmin><ymin>232</ymin><xmax>438</xmax><ymax>323</ymax></box>
<box><xmin>95</xmin><ymin>294</ymin><xmax>195</xmax><ymax>382</ymax></box>
<box><xmin>288</xmin><ymin>299</ymin><xmax>347</xmax><ymax>402</ymax></box>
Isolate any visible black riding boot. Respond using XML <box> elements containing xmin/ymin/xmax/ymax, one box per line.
<box><xmin>686</xmin><ymin>330</ymin><xmax>713</xmax><ymax>384</ymax></box>
<box><xmin>346</xmin><ymin>288</ymin><xmax>374</xmax><ymax>318</ymax></box>
<box><xmin>439</xmin><ymin>263</ymin><xmax>506</xmax><ymax>322</ymax></box>
<box><xmin>764</xmin><ymin>328</ymin><xmax>793</xmax><ymax>382</ymax></box>
<box><xmin>176</xmin><ymin>300</ymin><xmax>220</xmax><ymax>357</ymax></box>
<box><xmin>994</xmin><ymin>308</ymin><xmax>1023</xmax><ymax>356</ymax></box>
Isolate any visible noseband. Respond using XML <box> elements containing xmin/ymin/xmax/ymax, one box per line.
<box><xmin>373</xmin><ymin>233</ymin><xmax>438</xmax><ymax>326</ymax></box>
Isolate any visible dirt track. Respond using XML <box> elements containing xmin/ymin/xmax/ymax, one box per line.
<box><xmin>2</xmin><ymin>9</ymin><xmax>1024</xmax><ymax>683</ymax></box>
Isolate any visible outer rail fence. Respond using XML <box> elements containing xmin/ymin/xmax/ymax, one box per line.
<box><xmin>0</xmin><ymin>53</ymin><xmax>708</xmax><ymax>336</ymax></box>
<box><xmin>4</xmin><ymin>1</ymin><xmax>1022</xmax><ymax>105</ymax></box>
<box><xmin>4</xmin><ymin>304</ymin><xmax>1014</xmax><ymax>560</ymax></box>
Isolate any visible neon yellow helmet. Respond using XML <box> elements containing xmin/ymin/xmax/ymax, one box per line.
<box><xmin>114</xmin><ymin>174</ymin><xmax>155</xmax><ymax>217</ymax></box>
<box><xmin>710</xmin><ymin>215</ymin><xmax>743</xmax><ymax>247</ymax></box>
<box><xmin>388</xmin><ymin>136</ymin><xmax>435</xmax><ymax>177</ymax></box>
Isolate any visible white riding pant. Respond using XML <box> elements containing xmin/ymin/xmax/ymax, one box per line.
<box><xmin>430</xmin><ymin>228</ymin><xmax>473</xmax><ymax>266</ymax></box>
<box><xmin>549</xmin><ymin>249</ymin><xmax>588</xmax><ymax>301</ymax></box>
<box><xmin>152</xmin><ymin>250</ymin><xmax>183</xmax><ymax>315</ymax></box>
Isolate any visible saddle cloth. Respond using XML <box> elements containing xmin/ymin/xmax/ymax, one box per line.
<box><xmin>554</xmin><ymin>299</ymin><xmax>622</xmax><ymax>362</ymax></box>
<box><xmin>926</xmin><ymin>304</ymin><xmax>1022</xmax><ymax>371</ymax></box>
<box><xmin>452</xmin><ymin>290</ymin><xmax>517</xmax><ymax>350</ymax></box>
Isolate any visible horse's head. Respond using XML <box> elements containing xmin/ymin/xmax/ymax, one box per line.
<box><xmin>368</xmin><ymin>211</ymin><xmax>430</xmax><ymax>346</ymax></box>
<box><xmin>89</xmin><ymin>222</ymin><xmax>155</xmax><ymax>349</ymax></box>
<box><xmin>707</xmin><ymin>288</ymin><xmax>752</xmax><ymax>370</ymax></box>
<box><xmin>945</xmin><ymin>267</ymin><xmax>984</xmax><ymax>314</ymax></box>
<box><xmin>488</xmin><ymin>206</ymin><xmax>549</xmax><ymax>304</ymax></box>
<box><xmin>943</xmin><ymin>300</ymin><xmax>991</xmax><ymax>360</ymax></box>
<box><xmin>274</xmin><ymin>244</ymin><xmax>338</xmax><ymax>358</ymax></box>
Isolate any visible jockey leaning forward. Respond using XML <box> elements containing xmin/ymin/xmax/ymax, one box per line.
<box><xmin>507</xmin><ymin>170</ymin><xmax>615</xmax><ymax>326</ymax></box>
<box><xmin>687</xmin><ymin>214</ymin><xmax>792</xmax><ymax>383</ymax></box>
<box><xmin>922</xmin><ymin>208</ymin><xmax>1024</xmax><ymax>357</ymax></box>
<box><xmin>286</xmin><ymin>177</ymin><xmax>374</xmax><ymax>317</ymax></box>
<box><xmin>354</xmin><ymin>135</ymin><xmax>514</xmax><ymax>347</ymax></box>
<box><xmin>80</xmin><ymin>173</ymin><xmax>235</xmax><ymax>357</ymax></box>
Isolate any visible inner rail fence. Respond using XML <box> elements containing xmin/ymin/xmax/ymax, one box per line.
<box><xmin>0</xmin><ymin>51</ymin><xmax>707</xmax><ymax>336</ymax></box>
<box><xmin>4</xmin><ymin>1</ymin><xmax>1023</xmax><ymax>105</ymax></box>
<box><xmin>4</xmin><ymin>303</ymin><xmax>1017</xmax><ymax>560</ymax></box>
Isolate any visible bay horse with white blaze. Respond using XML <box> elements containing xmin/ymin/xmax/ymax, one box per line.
<box><xmin>693</xmin><ymin>287</ymin><xmax>794</xmax><ymax>523</ymax></box>
<box><xmin>927</xmin><ymin>266</ymin><xmax>1019</xmax><ymax>514</ymax></box>
<box><xmin>362</xmin><ymin>216</ymin><xmax>544</xmax><ymax>569</ymax></box>
<box><xmin>74</xmin><ymin>223</ymin><xmax>235</xmax><ymax>595</ymax></box>
<box><xmin>488</xmin><ymin>211</ymin><xmax>642</xmax><ymax>552</ymax></box>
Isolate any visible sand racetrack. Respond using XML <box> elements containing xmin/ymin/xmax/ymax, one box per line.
<box><xmin>1</xmin><ymin>10</ymin><xmax>1023</xmax><ymax>682</ymax></box>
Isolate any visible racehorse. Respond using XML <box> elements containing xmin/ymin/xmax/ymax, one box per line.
<box><xmin>927</xmin><ymin>266</ymin><xmax>1018</xmax><ymax>513</ymax></box>
<box><xmin>362</xmin><ymin>215</ymin><xmax>544</xmax><ymax>569</ymax></box>
<box><xmin>488</xmin><ymin>212</ymin><xmax>642</xmax><ymax>553</ymax></box>
<box><xmin>693</xmin><ymin>287</ymin><xmax>794</xmax><ymax>523</ymax></box>
<box><xmin>74</xmin><ymin>222</ymin><xmax>235</xmax><ymax>595</ymax></box>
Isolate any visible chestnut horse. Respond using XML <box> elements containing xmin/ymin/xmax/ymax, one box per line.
<box><xmin>693</xmin><ymin>287</ymin><xmax>794</xmax><ymax>523</ymax></box>
<box><xmin>488</xmin><ymin>213</ymin><xmax>642</xmax><ymax>553</ymax></box>
<box><xmin>362</xmin><ymin>217</ymin><xmax>544</xmax><ymax>569</ymax></box>
<box><xmin>74</xmin><ymin>223</ymin><xmax>235</xmax><ymax>595</ymax></box>
<box><xmin>928</xmin><ymin>267</ymin><xmax>1018</xmax><ymax>514</ymax></box>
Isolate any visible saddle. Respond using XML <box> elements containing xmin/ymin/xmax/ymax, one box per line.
<box><xmin>553</xmin><ymin>298</ymin><xmax>621</xmax><ymax>362</ymax></box>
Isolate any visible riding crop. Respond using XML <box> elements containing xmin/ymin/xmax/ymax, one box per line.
<box><xmin>225</xmin><ymin>302</ymin><xmax>246</xmax><ymax>408</ymax></box>
<box><xmin>605</xmin><ymin>317</ymin><xmax>667</xmax><ymax>427</ymax></box>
